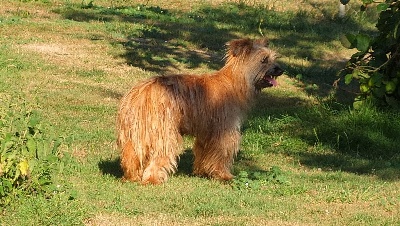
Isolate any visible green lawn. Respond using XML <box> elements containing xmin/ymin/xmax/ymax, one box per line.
<box><xmin>1</xmin><ymin>0</ymin><xmax>399</xmax><ymax>225</ymax></box>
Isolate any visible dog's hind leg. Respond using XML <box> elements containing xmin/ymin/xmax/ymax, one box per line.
<box><xmin>141</xmin><ymin>155</ymin><xmax>177</xmax><ymax>185</ymax></box>
<box><xmin>141</xmin><ymin>130</ymin><xmax>183</xmax><ymax>185</ymax></box>
<box><xmin>193</xmin><ymin>130</ymin><xmax>240</xmax><ymax>181</ymax></box>
<box><xmin>120</xmin><ymin>141</ymin><xmax>143</xmax><ymax>182</ymax></box>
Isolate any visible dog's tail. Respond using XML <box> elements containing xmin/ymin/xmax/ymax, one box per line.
<box><xmin>117</xmin><ymin>78</ymin><xmax>182</xmax><ymax>183</ymax></box>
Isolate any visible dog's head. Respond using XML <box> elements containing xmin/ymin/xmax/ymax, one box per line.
<box><xmin>226</xmin><ymin>38</ymin><xmax>284</xmax><ymax>91</ymax></box>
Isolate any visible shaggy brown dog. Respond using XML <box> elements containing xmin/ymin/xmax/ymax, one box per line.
<box><xmin>117</xmin><ymin>38</ymin><xmax>283</xmax><ymax>184</ymax></box>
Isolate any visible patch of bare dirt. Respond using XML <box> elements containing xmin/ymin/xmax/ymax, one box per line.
<box><xmin>0</xmin><ymin>1</ymin><xmax>60</xmax><ymax>20</ymax></box>
<box><xmin>83</xmin><ymin>213</ymin><xmax>311</xmax><ymax>226</ymax></box>
<box><xmin>22</xmin><ymin>40</ymin><xmax>133</xmax><ymax>75</ymax></box>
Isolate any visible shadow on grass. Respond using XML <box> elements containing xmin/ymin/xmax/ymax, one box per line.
<box><xmin>298</xmin><ymin>152</ymin><xmax>400</xmax><ymax>181</ymax></box>
<box><xmin>98</xmin><ymin>158</ymin><xmax>123</xmax><ymax>179</ymax></box>
<box><xmin>176</xmin><ymin>149</ymin><xmax>195</xmax><ymax>176</ymax></box>
<box><xmin>97</xmin><ymin>150</ymin><xmax>197</xmax><ymax>179</ymax></box>
<box><xmin>176</xmin><ymin>149</ymin><xmax>270</xmax><ymax>178</ymax></box>
<box><xmin>296</xmin><ymin>109</ymin><xmax>400</xmax><ymax>181</ymax></box>
<box><xmin>96</xmin><ymin>92</ymin><xmax>400</xmax><ymax>182</ymax></box>
<box><xmin>244</xmin><ymin>92</ymin><xmax>400</xmax><ymax>181</ymax></box>
<box><xmin>55</xmin><ymin>2</ymin><xmax>373</xmax><ymax>98</ymax></box>
<box><xmin>57</xmin><ymin>2</ymin><xmax>399</xmax><ymax>180</ymax></box>
<box><xmin>96</xmin><ymin>149</ymin><xmax>259</xmax><ymax>180</ymax></box>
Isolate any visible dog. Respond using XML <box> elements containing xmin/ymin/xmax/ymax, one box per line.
<box><xmin>117</xmin><ymin>38</ymin><xmax>283</xmax><ymax>184</ymax></box>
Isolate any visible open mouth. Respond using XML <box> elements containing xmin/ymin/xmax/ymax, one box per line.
<box><xmin>265</xmin><ymin>76</ymin><xmax>278</xmax><ymax>87</ymax></box>
<box><xmin>255</xmin><ymin>66</ymin><xmax>284</xmax><ymax>89</ymax></box>
<box><xmin>255</xmin><ymin>76</ymin><xmax>278</xmax><ymax>89</ymax></box>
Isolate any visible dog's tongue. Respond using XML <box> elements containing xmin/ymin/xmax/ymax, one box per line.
<box><xmin>266</xmin><ymin>76</ymin><xmax>278</xmax><ymax>86</ymax></box>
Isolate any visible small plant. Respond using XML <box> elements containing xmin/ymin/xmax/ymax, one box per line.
<box><xmin>0</xmin><ymin>96</ymin><xmax>63</xmax><ymax>206</ymax></box>
<box><xmin>340</xmin><ymin>0</ymin><xmax>400</xmax><ymax>108</ymax></box>
<box><xmin>232</xmin><ymin>166</ymin><xmax>288</xmax><ymax>190</ymax></box>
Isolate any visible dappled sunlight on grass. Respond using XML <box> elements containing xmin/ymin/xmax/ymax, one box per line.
<box><xmin>1</xmin><ymin>0</ymin><xmax>399</xmax><ymax>225</ymax></box>
<box><xmin>241</xmin><ymin>89</ymin><xmax>400</xmax><ymax>181</ymax></box>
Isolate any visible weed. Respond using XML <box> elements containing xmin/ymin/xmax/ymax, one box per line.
<box><xmin>232</xmin><ymin>166</ymin><xmax>289</xmax><ymax>191</ymax></box>
<box><xmin>0</xmin><ymin>95</ymin><xmax>64</xmax><ymax>206</ymax></box>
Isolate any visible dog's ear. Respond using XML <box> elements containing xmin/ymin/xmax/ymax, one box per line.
<box><xmin>253</xmin><ymin>38</ymin><xmax>269</xmax><ymax>47</ymax></box>
<box><xmin>227</xmin><ymin>39</ymin><xmax>253</xmax><ymax>57</ymax></box>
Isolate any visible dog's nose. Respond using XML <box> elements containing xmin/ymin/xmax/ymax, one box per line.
<box><xmin>274</xmin><ymin>66</ymin><xmax>284</xmax><ymax>76</ymax></box>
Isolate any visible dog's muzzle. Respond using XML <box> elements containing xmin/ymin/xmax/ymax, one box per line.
<box><xmin>255</xmin><ymin>65</ymin><xmax>284</xmax><ymax>89</ymax></box>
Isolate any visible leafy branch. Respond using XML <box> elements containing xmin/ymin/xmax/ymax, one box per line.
<box><xmin>340</xmin><ymin>0</ymin><xmax>400</xmax><ymax>108</ymax></box>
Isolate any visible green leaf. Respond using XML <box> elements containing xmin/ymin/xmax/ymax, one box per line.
<box><xmin>28</xmin><ymin>159</ymin><xmax>37</xmax><ymax>173</ymax></box>
<box><xmin>26</xmin><ymin>138</ymin><xmax>36</xmax><ymax>153</ymax></box>
<box><xmin>356</xmin><ymin>34</ymin><xmax>371</xmax><ymax>52</ymax></box>
<box><xmin>38</xmin><ymin>177</ymin><xmax>51</xmax><ymax>186</ymax></box>
<box><xmin>340</xmin><ymin>35</ymin><xmax>352</xmax><ymax>49</ymax></box>
<box><xmin>28</xmin><ymin>110</ymin><xmax>40</xmax><ymax>128</ymax></box>
<box><xmin>45</xmin><ymin>154</ymin><xmax>58</xmax><ymax>163</ymax></box>
<box><xmin>377</xmin><ymin>3</ymin><xmax>389</xmax><ymax>12</ymax></box>
<box><xmin>372</xmin><ymin>87</ymin><xmax>385</xmax><ymax>98</ymax></box>
<box><xmin>238</xmin><ymin>171</ymin><xmax>249</xmax><ymax>179</ymax></box>
<box><xmin>352</xmin><ymin>69</ymin><xmax>369</xmax><ymax>79</ymax></box>
<box><xmin>18</xmin><ymin>160</ymin><xmax>29</xmax><ymax>176</ymax></box>
<box><xmin>385</xmin><ymin>81</ymin><xmax>397</xmax><ymax>94</ymax></box>
<box><xmin>0</xmin><ymin>184</ymin><xmax>5</xmax><ymax>196</ymax></box>
<box><xmin>341</xmin><ymin>34</ymin><xmax>356</xmax><ymax>49</ymax></box>
<box><xmin>368</xmin><ymin>73</ymin><xmax>382</xmax><ymax>87</ymax></box>
<box><xmin>13</xmin><ymin>168</ymin><xmax>21</xmax><ymax>181</ymax></box>
<box><xmin>52</xmin><ymin>138</ymin><xmax>62</xmax><ymax>154</ymax></box>
<box><xmin>68</xmin><ymin>190</ymin><xmax>78</xmax><ymax>200</ymax></box>
<box><xmin>2</xmin><ymin>141</ymin><xmax>14</xmax><ymax>153</ymax></box>
<box><xmin>252</xmin><ymin>171</ymin><xmax>262</xmax><ymax>180</ymax></box>
<box><xmin>36</xmin><ymin>140</ymin><xmax>44</xmax><ymax>156</ymax></box>
<box><xmin>1</xmin><ymin>179</ymin><xmax>13</xmax><ymax>192</ymax></box>
<box><xmin>353</xmin><ymin>99</ymin><xmax>364</xmax><ymax>109</ymax></box>
<box><xmin>345</xmin><ymin>74</ymin><xmax>353</xmax><ymax>84</ymax></box>
<box><xmin>361</xmin><ymin>0</ymin><xmax>373</xmax><ymax>5</ymax></box>
<box><xmin>360</xmin><ymin>84</ymin><xmax>370</xmax><ymax>93</ymax></box>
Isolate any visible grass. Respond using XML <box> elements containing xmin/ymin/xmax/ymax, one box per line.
<box><xmin>1</xmin><ymin>0</ymin><xmax>399</xmax><ymax>225</ymax></box>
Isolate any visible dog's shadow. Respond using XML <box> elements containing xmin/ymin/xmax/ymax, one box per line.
<box><xmin>97</xmin><ymin>149</ymin><xmax>195</xmax><ymax>179</ymax></box>
<box><xmin>176</xmin><ymin>149</ymin><xmax>195</xmax><ymax>176</ymax></box>
<box><xmin>98</xmin><ymin>158</ymin><xmax>124</xmax><ymax>179</ymax></box>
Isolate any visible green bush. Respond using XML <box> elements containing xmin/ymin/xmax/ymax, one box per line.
<box><xmin>232</xmin><ymin>166</ymin><xmax>288</xmax><ymax>191</ymax></box>
<box><xmin>0</xmin><ymin>96</ymin><xmax>63</xmax><ymax>206</ymax></box>
<box><xmin>341</xmin><ymin>0</ymin><xmax>400</xmax><ymax>108</ymax></box>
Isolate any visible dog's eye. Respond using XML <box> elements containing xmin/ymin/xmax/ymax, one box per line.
<box><xmin>261</xmin><ymin>57</ymin><xmax>268</xmax><ymax>64</ymax></box>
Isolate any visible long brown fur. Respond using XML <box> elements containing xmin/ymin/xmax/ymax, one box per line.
<box><xmin>117</xmin><ymin>38</ymin><xmax>283</xmax><ymax>184</ymax></box>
